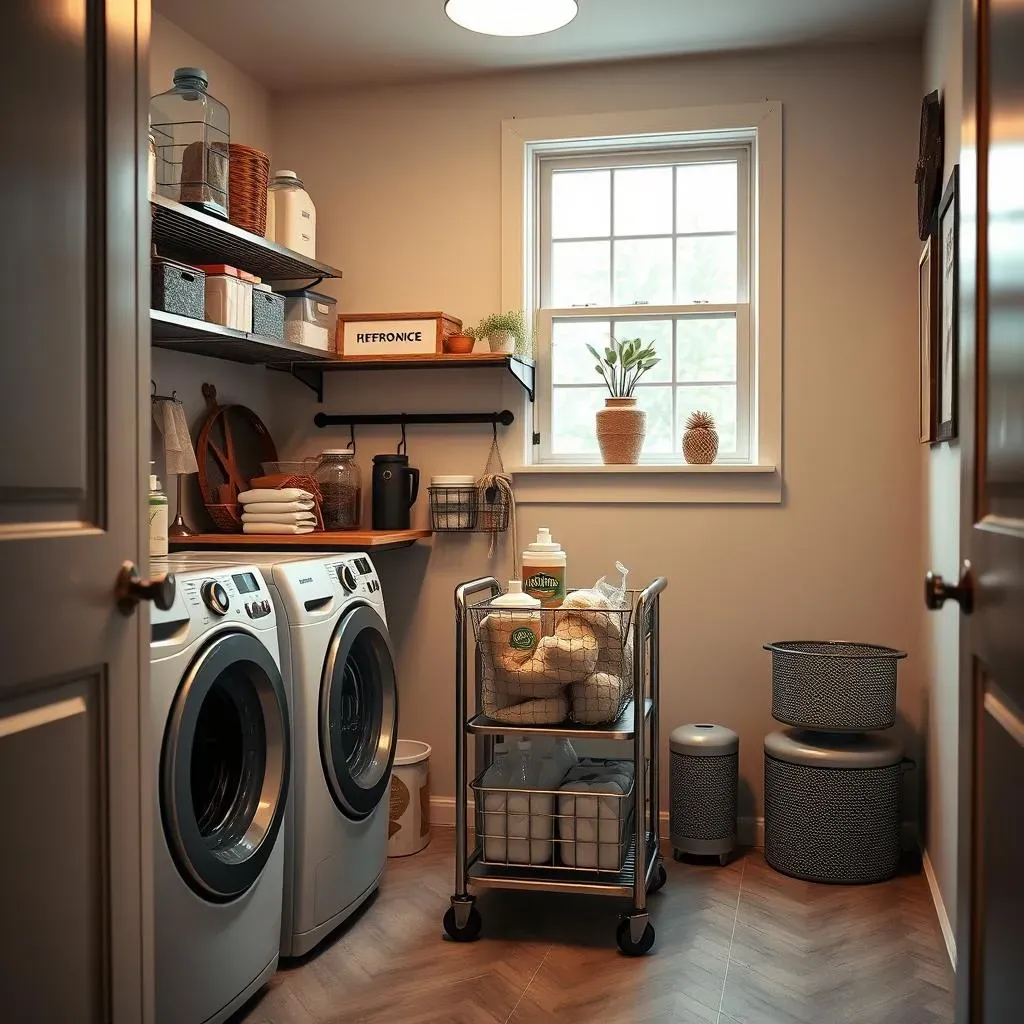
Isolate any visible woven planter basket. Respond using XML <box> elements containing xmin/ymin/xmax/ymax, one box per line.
<box><xmin>683</xmin><ymin>427</ymin><xmax>719</xmax><ymax>464</ymax></box>
<box><xmin>228</xmin><ymin>143</ymin><xmax>271</xmax><ymax>236</ymax></box>
<box><xmin>596</xmin><ymin>398</ymin><xmax>646</xmax><ymax>464</ymax></box>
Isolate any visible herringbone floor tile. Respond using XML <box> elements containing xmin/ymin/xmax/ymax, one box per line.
<box><xmin>232</xmin><ymin>831</ymin><xmax>953</xmax><ymax>1024</ymax></box>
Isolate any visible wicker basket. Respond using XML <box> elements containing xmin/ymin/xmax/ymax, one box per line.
<box><xmin>206</xmin><ymin>502</ymin><xmax>242</xmax><ymax>532</ymax></box>
<box><xmin>228</xmin><ymin>144</ymin><xmax>270</xmax><ymax>236</ymax></box>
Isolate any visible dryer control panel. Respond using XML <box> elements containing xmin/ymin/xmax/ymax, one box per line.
<box><xmin>272</xmin><ymin>553</ymin><xmax>387</xmax><ymax>625</ymax></box>
<box><xmin>152</xmin><ymin>565</ymin><xmax>277</xmax><ymax>637</ymax></box>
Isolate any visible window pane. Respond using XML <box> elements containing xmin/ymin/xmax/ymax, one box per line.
<box><xmin>614</xmin><ymin>167</ymin><xmax>673</xmax><ymax>236</ymax></box>
<box><xmin>552</xmin><ymin>170</ymin><xmax>610</xmax><ymax>239</ymax></box>
<box><xmin>552</xmin><ymin>320</ymin><xmax>612</xmax><ymax>385</ymax></box>
<box><xmin>609</xmin><ymin>319</ymin><xmax>672</xmax><ymax>383</ymax></box>
<box><xmin>634</xmin><ymin>386</ymin><xmax>674</xmax><ymax>455</ymax></box>
<box><xmin>551</xmin><ymin>387</ymin><xmax>604</xmax><ymax>455</ymax></box>
<box><xmin>613</xmin><ymin>238</ymin><xmax>673</xmax><ymax>305</ymax></box>
<box><xmin>677</xmin><ymin>385</ymin><xmax>738</xmax><ymax>453</ymax></box>
<box><xmin>676</xmin><ymin>317</ymin><xmax>737</xmax><ymax>382</ymax></box>
<box><xmin>676</xmin><ymin>162</ymin><xmax>738</xmax><ymax>233</ymax></box>
<box><xmin>551</xmin><ymin>240</ymin><xmax>611</xmax><ymax>306</ymax></box>
<box><xmin>675</xmin><ymin>235</ymin><xmax>737</xmax><ymax>302</ymax></box>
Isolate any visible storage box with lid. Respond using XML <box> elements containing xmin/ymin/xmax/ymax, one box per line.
<box><xmin>152</xmin><ymin>258</ymin><xmax>205</xmax><ymax>320</ymax></box>
<box><xmin>281</xmin><ymin>288</ymin><xmax>336</xmax><ymax>350</ymax></box>
<box><xmin>337</xmin><ymin>311</ymin><xmax>462</xmax><ymax>359</ymax></box>
<box><xmin>251</xmin><ymin>284</ymin><xmax>285</xmax><ymax>340</ymax></box>
<box><xmin>197</xmin><ymin>264</ymin><xmax>254</xmax><ymax>332</ymax></box>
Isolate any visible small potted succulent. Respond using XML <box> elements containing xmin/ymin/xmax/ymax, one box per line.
<box><xmin>588</xmin><ymin>337</ymin><xmax>660</xmax><ymax>464</ymax></box>
<box><xmin>475</xmin><ymin>310</ymin><xmax>528</xmax><ymax>355</ymax></box>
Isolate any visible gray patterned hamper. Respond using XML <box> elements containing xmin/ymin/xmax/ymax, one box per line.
<box><xmin>763</xmin><ymin>641</ymin><xmax>907</xmax><ymax>732</ymax></box>
<box><xmin>763</xmin><ymin>729</ymin><xmax>911</xmax><ymax>884</ymax></box>
<box><xmin>669</xmin><ymin>724</ymin><xmax>738</xmax><ymax>863</ymax></box>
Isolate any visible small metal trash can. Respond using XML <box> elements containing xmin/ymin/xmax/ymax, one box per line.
<box><xmin>670</xmin><ymin>724</ymin><xmax>738</xmax><ymax>864</ymax></box>
<box><xmin>764</xmin><ymin>729</ymin><xmax>910</xmax><ymax>883</ymax></box>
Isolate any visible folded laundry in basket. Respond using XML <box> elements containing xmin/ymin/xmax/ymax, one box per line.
<box><xmin>570</xmin><ymin>672</ymin><xmax>625</xmax><ymax>725</ymax></box>
<box><xmin>241</xmin><ymin>511</ymin><xmax>317</xmax><ymax>524</ymax></box>
<box><xmin>240</xmin><ymin>499</ymin><xmax>316</xmax><ymax>514</ymax></box>
<box><xmin>238</xmin><ymin>487</ymin><xmax>314</xmax><ymax>504</ymax></box>
<box><xmin>557</xmin><ymin>759</ymin><xmax>635</xmax><ymax>870</ymax></box>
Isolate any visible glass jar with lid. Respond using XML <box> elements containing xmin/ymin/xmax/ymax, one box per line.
<box><xmin>314</xmin><ymin>450</ymin><xmax>361</xmax><ymax>531</ymax></box>
<box><xmin>150</xmin><ymin>67</ymin><xmax>230</xmax><ymax>219</ymax></box>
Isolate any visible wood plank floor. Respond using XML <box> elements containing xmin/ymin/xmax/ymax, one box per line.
<box><xmin>234</xmin><ymin>831</ymin><xmax>953</xmax><ymax>1024</ymax></box>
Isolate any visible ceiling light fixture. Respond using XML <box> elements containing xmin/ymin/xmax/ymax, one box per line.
<box><xmin>444</xmin><ymin>0</ymin><xmax>579</xmax><ymax>37</ymax></box>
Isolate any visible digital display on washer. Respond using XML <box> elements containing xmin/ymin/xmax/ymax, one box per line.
<box><xmin>232</xmin><ymin>572</ymin><xmax>260</xmax><ymax>594</ymax></box>
<box><xmin>355</xmin><ymin>557</ymin><xmax>371</xmax><ymax>574</ymax></box>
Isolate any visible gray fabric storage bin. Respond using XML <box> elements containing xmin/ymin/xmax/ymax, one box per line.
<box><xmin>252</xmin><ymin>287</ymin><xmax>285</xmax><ymax>340</ymax></box>
<box><xmin>763</xmin><ymin>729</ymin><xmax>909</xmax><ymax>884</ymax></box>
<box><xmin>152</xmin><ymin>258</ymin><xmax>205</xmax><ymax>320</ymax></box>
<box><xmin>669</xmin><ymin>724</ymin><xmax>738</xmax><ymax>862</ymax></box>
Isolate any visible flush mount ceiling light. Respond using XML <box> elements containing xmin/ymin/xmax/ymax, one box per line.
<box><xmin>444</xmin><ymin>0</ymin><xmax>579</xmax><ymax>37</ymax></box>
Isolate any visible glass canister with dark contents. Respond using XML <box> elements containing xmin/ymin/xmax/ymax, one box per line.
<box><xmin>313</xmin><ymin>449</ymin><xmax>361</xmax><ymax>530</ymax></box>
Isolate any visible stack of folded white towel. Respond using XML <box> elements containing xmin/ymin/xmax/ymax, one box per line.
<box><xmin>238</xmin><ymin>487</ymin><xmax>319</xmax><ymax>535</ymax></box>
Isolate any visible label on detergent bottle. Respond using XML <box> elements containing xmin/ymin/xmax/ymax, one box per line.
<box><xmin>523</xmin><ymin>568</ymin><xmax>565</xmax><ymax>607</ymax></box>
<box><xmin>509</xmin><ymin>625</ymin><xmax>538</xmax><ymax>651</ymax></box>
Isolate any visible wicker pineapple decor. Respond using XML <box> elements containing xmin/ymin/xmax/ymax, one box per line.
<box><xmin>682</xmin><ymin>410</ymin><xmax>719</xmax><ymax>464</ymax></box>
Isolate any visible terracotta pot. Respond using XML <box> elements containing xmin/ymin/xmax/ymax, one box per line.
<box><xmin>444</xmin><ymin>333</ymin><xmax>475</xmax><ymax>354</ymax></box>
<box><xmin>487</xmin><ymin>331</ymin><xmax>516</xmax><ymax>354</ymax></box>
<box><xmin>595</xmin><ymin>397</ymin><xmax>646</xmax><ymax>464</ymax></box>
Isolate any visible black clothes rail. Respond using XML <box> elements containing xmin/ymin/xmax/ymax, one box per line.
<box><xmin>313</xmin><ymin>410</ymin><xmax>515</xmax><ymax>429</ymax></box>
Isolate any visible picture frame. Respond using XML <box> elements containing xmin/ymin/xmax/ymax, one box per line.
<box><xmin>918</xmin><ymin>233</ymin><xmax>939</xmax><ymax>443</ymax></box>
<box><xmin>936</xmin><ymin>165</ymin><xmax>959</xmax><ymax>442</ymax></box>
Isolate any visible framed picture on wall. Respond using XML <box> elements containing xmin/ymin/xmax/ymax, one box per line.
<box><xmin>919</xmin><ymin>233</ymin><xmax>939</xmax><ymax>443</ymax></box>
<box><xmin>936</xmin><ymin>165</ymin><xmax>959</xmax><ymax>442</ymax></box>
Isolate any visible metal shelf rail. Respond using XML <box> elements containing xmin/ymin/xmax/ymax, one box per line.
<box><xmin>444</xmin><ymin>576</ymin><xmax>668</xmax><ymax>955</ymax></box>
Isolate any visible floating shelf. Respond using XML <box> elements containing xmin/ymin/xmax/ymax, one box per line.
<box><xmin>168</xmin><ymin>529</ymin><xmax>431</xmax><ymax>553</ymax></box>
<box><xmin>151</xmin><ymin>195</ymin><xmax>342</xmax><ymax>283</ymax></box>
<box><xmin>279</xmin><ymin>354</ymin><xmax>535</xmax><ymax>403</ymax></box>
<box><xmin>151</xmin><ymin>310</ymin><xmax>341</xmax><ymax>366</ymax></box>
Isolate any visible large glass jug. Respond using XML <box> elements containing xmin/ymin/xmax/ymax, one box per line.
<box><xmin>151</xmin><ymin>67</ymin><xmax>230</xmax><ymax>220</ymax></box>
<box><xmin>314</xmin><ymin>450</ymin><xmax>362</xmax><ymax>531</ymax></box>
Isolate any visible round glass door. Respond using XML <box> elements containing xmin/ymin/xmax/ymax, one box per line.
<box><xmin>161</xmin><ymin>631</ymin><xmax>290</xmax><ymax>901</ymax></box>
<box><xmin>320</xmin><ymin>603</ymin><xmax>398</xmax><ymax>819</ymax></box>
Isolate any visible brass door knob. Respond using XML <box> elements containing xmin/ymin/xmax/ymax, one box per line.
<box><xmin>924</xmin><ymin>561</ymin><xmax>973</xmax><ymax>614</ymax></box>
<box><xmin>116</xmin><ymin>561</ymin><xmax>176</xmax><ymax>615</ymax></box>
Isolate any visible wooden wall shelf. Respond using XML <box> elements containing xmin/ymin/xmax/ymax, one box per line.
<box><xmin>168</xmin><ymin>529</ymin><xmax>431</xmax><ymax>553</ymax></box>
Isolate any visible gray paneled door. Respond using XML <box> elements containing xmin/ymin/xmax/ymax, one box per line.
<box><xmin>946</xmin><ymin>0</ymin><xmax>1024</xmax><ymax>1019</ymax></box>
<box><xmin>0</xmin><ymin>2</ymin><xmax>151</xmax><ymax>1023</ymax></box>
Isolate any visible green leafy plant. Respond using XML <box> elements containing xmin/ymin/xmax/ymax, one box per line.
<box><xmin>475</xmin><ymin>310</ymin><xmax>528</xmax><ymax>346</ymax></box>
<box><xmin>587</xmin><ymin>336</ymin><xmax>660</xmax><ymax>397</ymax></box>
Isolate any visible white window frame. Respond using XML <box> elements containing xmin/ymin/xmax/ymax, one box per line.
<box><xmin>499</xmin><ymin>103</ymin><xmax>782</xmax><ymax>504</ymax></box>
<box><xmin>537</xmin><ymin>143</ymin><xmax>752</xmax><ymax>465</ymax></box>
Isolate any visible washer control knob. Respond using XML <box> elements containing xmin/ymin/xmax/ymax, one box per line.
<box><xmin>338</xmin><ymin>564</ymin><xmax>357</xmax><ymax>594</ymax></box>
<box><xmin>201</xmin><ymin>580</ymin><xmax>230</xmax><ymax>616</ymax></box>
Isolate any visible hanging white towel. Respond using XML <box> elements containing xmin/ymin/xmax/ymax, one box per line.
<box><xmin>240</xmin><ymin>499</ymin><xmax>316</xmax><ymax>514</ymax></box>
<box><xmin>238</xmin><ymin>488</ymin><xmax>314</xmax><ymax>504</ymax></box>
<box><xmin>242</xmin><ymin>523</ymin><xmax>317</xmax><ymax>535</ymax></box>
<box><xmin>242</xmin><ymin>511</ymin><xmax>317</xmax><ymax>524</ymax></box>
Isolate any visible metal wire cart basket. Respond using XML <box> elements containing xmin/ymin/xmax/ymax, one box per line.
<box><xmin>444</xmin><ymin>576</ymin><xmax>668</xmax><ymax>956</ymax></box>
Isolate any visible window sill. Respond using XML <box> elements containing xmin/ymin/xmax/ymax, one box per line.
<box><xmin>509</xmin><ymin>463</ymin><xmax>781</xmax><ymax>504</ymax></box>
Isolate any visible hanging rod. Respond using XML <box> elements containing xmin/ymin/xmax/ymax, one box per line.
<box><xmin>313</xmin><ymin>410</ymin><xmax>515</xmax><ymax>429</ymax></box>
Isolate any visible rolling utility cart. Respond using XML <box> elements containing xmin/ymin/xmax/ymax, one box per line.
<box><xmin>444</xmin><ymin>576</ymin><xmax>668</xmax><ymax>956</ymax></box>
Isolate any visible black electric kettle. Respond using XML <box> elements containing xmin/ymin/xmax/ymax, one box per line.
<box><xmin>372</xmin><ymin>454</ymin><xmax>420</xmax><ymax>530</ymax></box>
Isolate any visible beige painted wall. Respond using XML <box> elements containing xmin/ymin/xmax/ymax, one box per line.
<box><xmin>270</xmin><ymin>41</ymin><xmax>926</xmax><ymax>823</ymax></box>
<box><xmin>922</xmin><ymin>0</ymin><xmax>963</xmax><ymax>939</ymax></box>
<box><xmin>149</xmin><ymin>14</ymin><xmax>289</xmax><ymax>523</ymax></box>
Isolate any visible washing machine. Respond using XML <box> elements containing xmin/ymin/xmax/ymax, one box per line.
<box><xmin>164</xmin><ymin>551</ymin><xmax>399</xmax><ymax>956</ymax></box>
<box><xmin>150</xmin><ymin>565</ymin><xmax>290</xmax><ymax>1024</ymax></box>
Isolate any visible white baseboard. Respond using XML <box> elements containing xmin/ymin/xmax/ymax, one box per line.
<box><xmin>923</xmin><ymin>850</ymin><xmax>957</xmax><ymax>969</ymax></box>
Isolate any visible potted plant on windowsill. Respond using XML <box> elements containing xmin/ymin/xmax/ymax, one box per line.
<box><xmin>475</xmin><ymin>310</ymin><xmax>528</xmax><ymax>355</ymax></box>
<box><xmin>588</xmin><ymin>337</ymin><xmax>660</xmax><ymax>464</ymax></box>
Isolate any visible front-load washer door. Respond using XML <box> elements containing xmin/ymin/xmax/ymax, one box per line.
<box><xmin>161</xmin><ymin>631</ymin><xmax>290</xmax><ymax>902</ymax></box>
<box><xmin>320</xmin><ymin>602</ymin><xmax>398</xmax><ymax>820</ymax></box>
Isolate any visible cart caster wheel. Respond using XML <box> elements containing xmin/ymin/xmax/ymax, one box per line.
<box><xmin>616</xmin><ymin>916</ymin><xmax>656</xmax><ymax>956</ymax></box>
<box><xmin>443</xmin><ymin>905</ymin><xmax>482</xmax><ymax>942</ymax></box>
<box><xmin>647</xmin><ymin>862</ymin><xmax>668</xmax><ymax>893</ymax></box>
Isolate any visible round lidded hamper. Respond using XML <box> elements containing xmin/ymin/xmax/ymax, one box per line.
<box><xmin>670</xmin><ymin>724</ymin><xmax>738</xmax><ymax>863</ymax></box>
<box><xmin>763</xmin><ymin>729</ymin><xmax>910</xmax><ymax>884</ymax></box>
<box><xmin>388</xmin><ymin>740</ymin><xmax>431</xmax><ymax>857</ymax></box>
<box><xmin>763</xmin><ymin>641</ymin><xmax>907</xmax><ymax>732</ymax></box>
